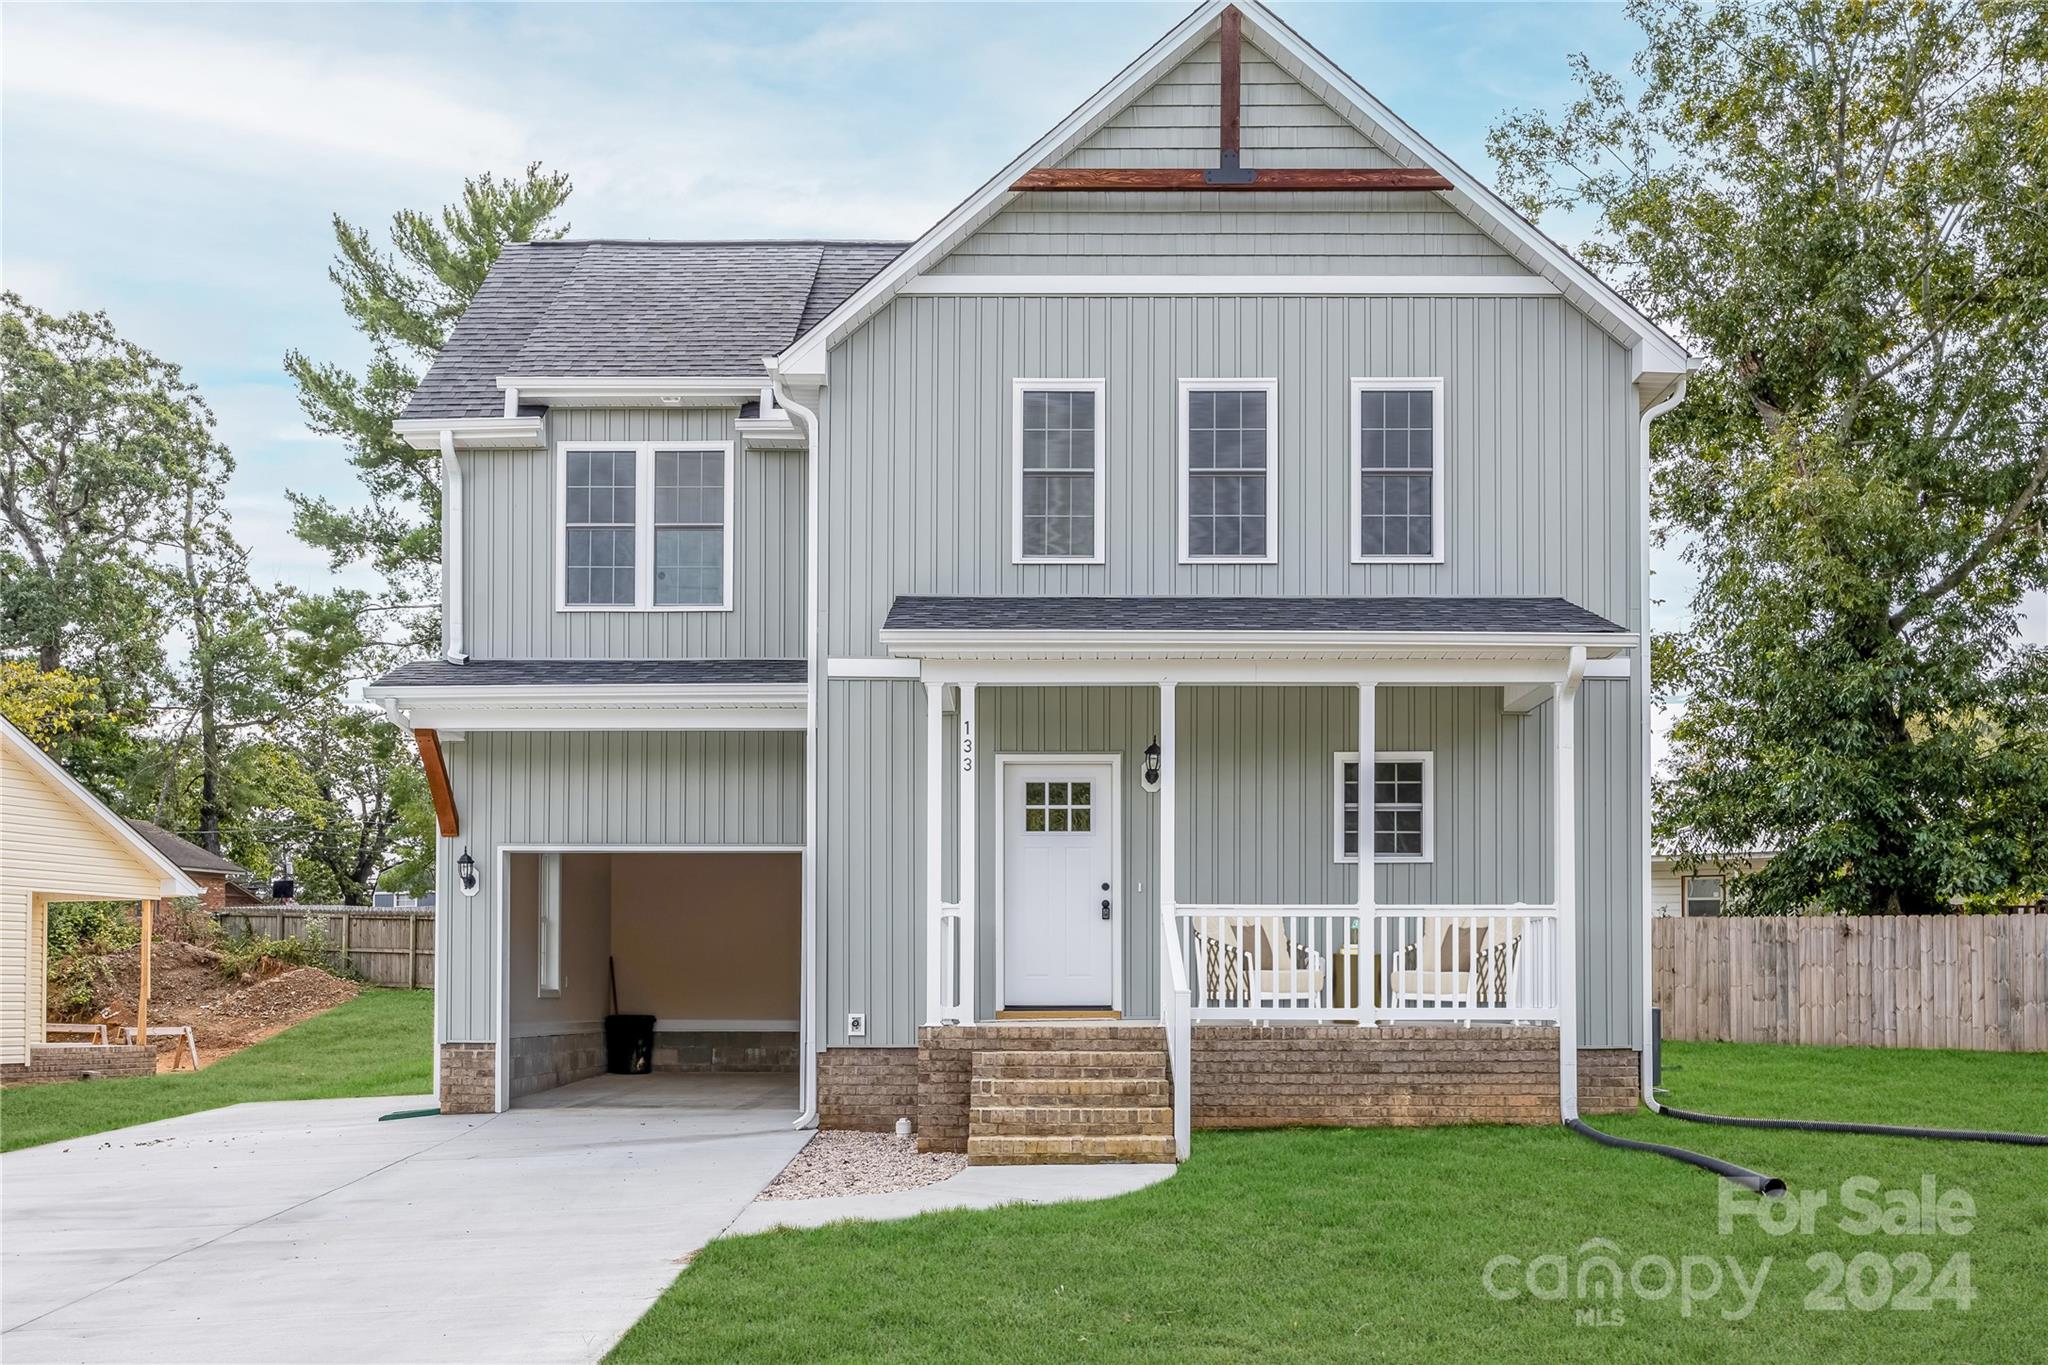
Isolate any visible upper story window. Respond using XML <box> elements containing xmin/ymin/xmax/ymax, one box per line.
<box><xmin>1351</xmin><ymin>378</ymin><xmax>1444</xmax><ymax>563</ymax></box>
<box><xmin>1179</xmin><ymin>379</ymin><xmax>1278</xmax><ymax>564</ymax></box>
<box><xmin>1333</xmin><ymin>751</ymin><xmax>1434</xmax><ymax>863</ymax></box>
<box><xmin>557</xmin><ymin>441</ymin><xmax>733</xmax><ymax>612</ymax></box>
<box><xmin>1012</xmin><ymin>380</ymin><xmax>1105</xmax><ymax>563</ymax></box>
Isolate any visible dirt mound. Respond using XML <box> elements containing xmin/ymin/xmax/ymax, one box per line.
<box><xmin>54</xmin><ymin>941</ymin><xmax>359</xmax><ymax>1070</ymax></box>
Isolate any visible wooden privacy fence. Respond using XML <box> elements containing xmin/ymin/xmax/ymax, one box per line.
<box><xmin>213</xmin><ymin>907</ymin><xmax>435</xmax><ymax>990</ymax></box>
<box><xmin>1654</xmin><ymin>915</ymin><xmax>2048</xmax><ymax>1052</ymax></box>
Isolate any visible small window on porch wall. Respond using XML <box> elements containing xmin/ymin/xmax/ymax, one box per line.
<box><xmin>537</xmin><ymin>853</ymin><xmax>562</xmax><ymax>997</ymax></box>
<box><xmin>1013</xmin><ymin>381</ymin><xmax>1105</xmax><ymax>563</ymax></box>
<box><xmin>1333</xmin><ymin>752</ymin><xmax>1433</xmax><ymax>863</ymax></box>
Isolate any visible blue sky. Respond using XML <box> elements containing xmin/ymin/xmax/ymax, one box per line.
<box><xmin>3</xmin><ymin>1</ymin><xmax>2040</xmax><ymax>656</ymax></box>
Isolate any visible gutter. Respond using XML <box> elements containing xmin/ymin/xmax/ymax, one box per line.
<box><xmin>441</xmin><ymin>430</ymin><xmax>468</xmax><ymax>665</ymax></box>
<box><xmin>766</xmin><ymin>356</ymin><xmax>823</xmax><ymax>1132</ymax></box>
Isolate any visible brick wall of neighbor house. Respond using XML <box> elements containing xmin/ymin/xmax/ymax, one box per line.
<box><xmin>0</xmin><ymin>1044</ymin><xmax>156</xmax><ymax>1085</ymax></box>
<box><xmin>189</xmin><ymin>873</ymin><xmax>227</xmax><ymax>912</ymax></box>
<box><xmin>917</xmin><ymin>1024</ymin><xmax>1170</xmax><ymax>1152</ymax></box>
<box><xmin>653</xmin><ymin>1030</ymin><xmax>798</xmax><ymax>1073</ymax></box>
<box><xmin>440</xmin><ymin>1042</ymin><xmax>496</xmax><ymax>1114</ymax></box>
<box><xmin>1191</xmin><ymin>1026</ymin><xmax>1641</xmax><ymax>1126</ymax></box>
<box><xmin>510</xmin><ymin>1031</ymin><xmax>605</xmax><ymax>1099</ymax></box>
<box><xmin>818</xmin><ymin>1047</ymin><xmax>919</xmax><ymax>1132</ymax></box>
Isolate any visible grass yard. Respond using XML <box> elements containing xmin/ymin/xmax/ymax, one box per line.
<box><xmin>610</xmin><ymin>1042</ymin><xmax>2047</xmax><ymax>1363</ymax></box>
<box><xmin>0</xmin><ymin>989</ymin><xmax>433</xmax><ymax>1153</ymax></box>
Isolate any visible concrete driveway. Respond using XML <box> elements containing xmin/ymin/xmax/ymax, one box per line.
<box><xmin>1</xmin><ymin>1079</ymin><xmax>810</xmax><ymax>1364</ymax></box>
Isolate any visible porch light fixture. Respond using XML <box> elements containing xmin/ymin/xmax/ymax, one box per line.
<box><xmin>1142</xmin><ymin>738</ymin><xmax>1161</xmax><ymax>793</ymax></box>
<box><xmin>457</xmin><ymin>848</ymin><xmax>479</xmax><ymax>897</ymax></box>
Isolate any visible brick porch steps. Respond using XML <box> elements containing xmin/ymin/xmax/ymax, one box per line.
<box><xmin>967</xmin><ymin>1048</ymin><xmax>1175</xmax><ymax>1165</ymax></box>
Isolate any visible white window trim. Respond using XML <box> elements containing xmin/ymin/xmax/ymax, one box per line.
<box><xmin>1683</xmin><ymin>874</ymin><xmax>1726</xmax><ymax>917</ymax></box>
<box><xmin>1011</xmin><ymin>378</ymin><xmax>1107</xmax><ymax>565</ymax></box>
<box><xmin>1349</xmin><ymin>377</ymin><xmax>1446</xmax><ymax>565</ymax></box>
<box><xmin>554</xmin><ymin>440</ymin><xmax>735</xmax><ymax>613</ymax></box>
<box><xmin>1177</xmin><ymin>377</ymin><xmax>1279</xmax><ymax>565</ymax></box>
<box><xmin>1332</xmin><ymin>750</ymin><xmax>1435</xmax><ymax>864</ymax></box>
<box><xmin>536</xmin><ymin>852</ymin><xmax>562</xmax><ymax>998</ymax></box>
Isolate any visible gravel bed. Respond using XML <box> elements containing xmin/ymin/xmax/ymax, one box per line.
<box><xmin>758</xmin><ymin>1130</ymin><xmax>967</xmax><ymax>1202</ymax></box>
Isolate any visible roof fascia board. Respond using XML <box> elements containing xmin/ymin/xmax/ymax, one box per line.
<box><xmin>902</xmin><ymin>275</ymin><xmax>1559</xmax><ymax>297</ymax></box>
<box><xmin>392</xmin><ymin>417</ymin><xmax>545</xmax><ymax>451</ymax></box>
<box><xmin>1</xmin><ymin>721</ymin><xmax>201</xmax><ymax>897</ymax></box>
<box><xmin>778</xmin><ymin>0</ymin><xmax>1687</xmax><ymax>377</ymax></box>
<box><xmin>879</xmin><ymin>626</ymin><xmax>1635</xmax><ymax>658</ymax></box>
<box><xmin>363</xmin><ymin>681</ymin><xmax>806</xmax><ymax>709</ymax></box>
<box><xmin>496</xmin><ymin>376</ymin><xmax>765</xmax><ymax>405</ymax></box>
<box><xmin>385</xmin><ymin>704</ymin><xmax>806</xmax><ymax>733</ymax></box>
<box><xmin>774</xmin><ymin>0</ymin><xmax>1227</xmax><ymax>377</ymax></box>
<box><xmin>912</xmin><ymin>655</ymin><xmax>1609</xmax><ymax>688</ymax></box>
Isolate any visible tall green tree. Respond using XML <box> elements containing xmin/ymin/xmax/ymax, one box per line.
<box><xmin>1491</xmin><ymin>0</ymin><xmax>2048</xmax><ymax>914</ymax></box>
<box><xmin>285</xmin><ymin>164</ymin><xmax>572</xmax><ymax>649</ymax></box>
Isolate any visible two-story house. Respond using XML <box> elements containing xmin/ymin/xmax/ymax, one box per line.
<box><xmin>366</xmin><ymin>0</ymin><xmax>1692</xmax><ymax>1162</ymax></box>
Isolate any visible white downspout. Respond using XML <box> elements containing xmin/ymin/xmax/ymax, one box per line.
<box><xmin>1635</xmin><ymin>372</ymin><xmax>1689</xmax><ymax>1112</ymax></box>
<box><xmin>767</xmin><ymin>358</ymin><xmax>823</xmax><ymax>1130</ymax></box>
<box><xmin>1556</xmin><ymin>643</ymin><xmax>1586</xmax><ymax>1122</ymax></box>
<box><xmin>440</xmin><ymin>429</ymin><xmax>467</xmax><ymax>664</ymax></box>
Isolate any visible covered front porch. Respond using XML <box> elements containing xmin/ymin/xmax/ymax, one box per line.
<box><xmin>881</xmin><ymin>595</ymin><xmax>1636</xmax><ymax>1157</ymax></box>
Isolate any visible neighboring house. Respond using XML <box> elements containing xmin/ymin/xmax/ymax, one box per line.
<box><xmin>125</xmin><ymin>820</ymin><xmax>261</xmax><ymax>911</ymax></box>
<box><xmin>0</xmin><ymin>718</ymin><xmax>199</xmax><ymax>1079</ymax></box>
<box><xmin>365</xmin><ymin>1</ymin><xmax>1692</xmax><ymax>1158</ymax></box>
<box><xmin>1650</xmin><ymin>850</ymin><xmax>1773</xmax><ymax>918</ymax></box>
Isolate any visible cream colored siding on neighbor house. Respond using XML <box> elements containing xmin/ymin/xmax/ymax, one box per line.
<box><xmin>0</xmin><ymin>742</ymin><xmax>173</xmax><ymax>1065</ymax></box>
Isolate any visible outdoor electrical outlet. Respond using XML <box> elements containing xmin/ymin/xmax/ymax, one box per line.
<box><xmin>846</xmin><ymin>1012</ymin><xmax>867</xmax><ymax>1037</ymax></box>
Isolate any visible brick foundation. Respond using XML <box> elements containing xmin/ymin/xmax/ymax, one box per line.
<box><xmin>1577</xmin><ymin>1047</ymin><xmax>1641</xmax><ymax>1115</ymax></box>
<box><xmin>510</xmin><ymin>1031</ymin><xmax>605</xmax><ymax>1100</ymax></box>
<box><xmin>0</xmin><ymin>1044</ymin><xmax>156</xmax><ymax>1085</ymax></box>
<box><xmin>654</xmin><ymin>1030</ymin><xmax>798</xmax><ymax>1073</ymax></box>
<box><xmin>818</xmin><ymin>1047</ymin><xmax>918</xmax><ymax>1132</ymax></box>
<box><xmin>918</xmin><ymin>1024</ymin><xmax>1166</xmax><ymax>1152</ymax></box>
<box><xmin>439</xmin><ymin>1042</ymin><xmax>496</xmax><ymax>1114</ymax></box>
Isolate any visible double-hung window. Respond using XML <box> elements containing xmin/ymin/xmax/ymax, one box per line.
<box><xmin>1351</xmin><ymin>378</ymin><xmax>1444</xmax><ymax>562</ymax></box>
<box><xmin>558</xmin><ymin>441</ymin><xmax>733</xmax><ymax>611</ymax></box>
<box><xmin>1333</xmin><ymin>751</ymin><xmax>1434</xmax><ymax>863</ymax></box>
<box><xmin>1683</xmin><ymin>875</ymin><xmax>1725</xmax><ymax>917</ymax></box>
<box><xmin>1013</xmin><ymin>380</ymin><xmax>1105</xmax><ymax>563</ymax></box>
<box><xmin>1179</xmin><ymin>378</ymin><xmax>1278</xmax><ymax>563</ymax></box>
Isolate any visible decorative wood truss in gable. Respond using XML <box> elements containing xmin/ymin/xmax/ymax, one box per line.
<box><xmin>1010</xmin><ymin>6</ymin><xmax>1452</xmax><ymax>194</ymax></box>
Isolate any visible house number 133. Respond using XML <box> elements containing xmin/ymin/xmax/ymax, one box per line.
<box><xmin>960</xmin><ymin>720</ymin><xmax>974</xmax><ymax>772</ymax></box>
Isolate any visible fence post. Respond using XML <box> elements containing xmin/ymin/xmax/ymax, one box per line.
<box><xmin>408</xmin><ymin>913</ymin><xmax>420</xmax><ymax>990</ymax></box>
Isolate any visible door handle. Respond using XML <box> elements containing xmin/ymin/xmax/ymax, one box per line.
<box><xmin>1100</xmin><ymin>899</ymin><xmax>1112</xmax><ymax>920</ymax></box>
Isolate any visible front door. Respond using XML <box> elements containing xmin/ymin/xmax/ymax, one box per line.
<box><xmin>1003</xmin><ymin>761</ymin><xmax>1117</xmax><ymax>1008</ymax></box>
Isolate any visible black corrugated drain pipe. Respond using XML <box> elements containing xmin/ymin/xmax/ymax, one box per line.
<box><xmin>1566</xmin><ymin>1118</ymin><xmax>1787</xmax><ymax>1196</ymax></box>
<box><xmin>1658</xmin><ymin>1106</ymin><xmax>2048</xmax><ymax>1147</ymax></box>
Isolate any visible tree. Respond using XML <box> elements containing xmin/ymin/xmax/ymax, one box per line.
<box><xmin>0</xmin><ymin>660</ymin><xmax>102</xmax><ymax>748</ymax></box>
<box><xmin>0</xmin><ymin>293</ymin><xmax>193</xmax><ymax>683</ymax></box>
<box><xmin>285</xmin><ymin>164</ymin><xmax>572</xmax><ymax>649</ymax></box>
<box><xmin>1491</xmin><ymin>0</ymin><xmax>2048</xmax><ymax>913</ymax></box>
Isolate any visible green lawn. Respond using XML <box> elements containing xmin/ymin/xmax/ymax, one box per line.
<box><xmin>0</xmin><ymin>989</ymin><xmax>433</xmax><ymax>1153</ymax></box>
<box><xmin>610</xmin><ymin>1042</ymin><xmax>2048</xmax><ymax>1363</ymax></box>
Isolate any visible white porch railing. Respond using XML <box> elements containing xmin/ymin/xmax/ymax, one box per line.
<box><xmin>927</xmin><ymin>903</ymin><xmax>974</xmax><ymax>1024</ymax></box>
<box><xmin>1174</xmin><ymin>904</ymin><xmax>1560</xmax><ymax>1023</ymax></box>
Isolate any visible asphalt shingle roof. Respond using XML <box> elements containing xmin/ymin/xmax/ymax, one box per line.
<box><xmin>405</xmin><ymin>240</ymin><xmax>908</xmax><ymax>421</ymax></box>
<box><xmin>125</xmin><ymin>819</ymin><xmax>251</xmax><ymax>877</ymax></box>
<box><xmin>372</xmin><ymin>658</ymin><xmax>806</xmax><ymax>687</ymax></box>
<box><xmin>882</xmin><ymin>596</ymin><xmax>1629</xmax><ymax>634</ymax></box>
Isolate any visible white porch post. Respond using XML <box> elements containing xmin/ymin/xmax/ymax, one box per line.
<box><xmin>1554</xmin><ymin>648</ymin><xmax>1585</xmax><ymax>1120</ymax></box>
<box><xmin>923</xmin><ymin>680</ymin><xmax>945</xmax><ymax>1025</ymax></box>
<box><xmin>957</xmin><ymin>682</ymin><xmax>979</xmax><ymax>1022</ymax></box>
<box><xmin>1158</xmin><ymin>679</ymin><xmax>1178</xmax><ymax>958</ymax></box>
<box><xmin>1356</xmin><ymin>680</ymin><xmax>1376</xmax><ymax>1021</ymax></box>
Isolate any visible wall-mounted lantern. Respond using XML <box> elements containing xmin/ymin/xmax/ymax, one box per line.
<box><xmin>1142</xmin><ymin>738</ymin><xmax>1162</xmax><ymax>793</ymax></box>
<box><xmin>457</xmin><ymin>847</ymin><xmax>480</xmax><ymax>897</ymax></box>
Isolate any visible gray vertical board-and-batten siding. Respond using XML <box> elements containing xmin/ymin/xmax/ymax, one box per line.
<box><xmin>459</xmin><ymin>407</ymin><xmax>805</xmax><ymax>660</ymax></box>
<box><xmin>821</xmin><ymin>292</ymin><xmax>1638</xmax><ymax>656</ymax></box>
<box><xmin>819</xmin><ymin>682</ymin><xmax>1641</xmax><ymax>1050</ymax></box>
<box><xmin>437</xmin><ymin>729</ymin><xmax>805</xmax><ymax>1043</ymax></box>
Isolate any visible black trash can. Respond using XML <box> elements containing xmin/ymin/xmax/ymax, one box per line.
<box><xmin>605</xmin><ymin>1013</ymin><xmax>655</xmax><ymax>1075</ymax></box>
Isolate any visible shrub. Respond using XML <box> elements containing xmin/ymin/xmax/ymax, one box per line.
<box><xmin>213</xmin><ymin>918</ymin><xmax>363</xmax><ymax>985</ymax></box>
<box><xmin>46</xmin><ymin>901</ymin><xmax>141</xmax><ymax>1016</ymax></box>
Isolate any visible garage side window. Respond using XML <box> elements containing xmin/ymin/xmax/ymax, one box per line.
<box><xmin>538</xmin><ymin>853</ymin><xmax>562</xmax><ymax>997</ymax></box>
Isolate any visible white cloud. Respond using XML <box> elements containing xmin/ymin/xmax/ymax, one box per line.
<box><xmin>2</xmin><ymin>7</ymin><xmax>529</xmax><ymax>174</ymax></box>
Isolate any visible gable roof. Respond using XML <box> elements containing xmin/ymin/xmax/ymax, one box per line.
<box><xmin>124</xmin><ymin>818</ymin><xmax>251</xmax><ymax>878</ymax></box>
<box><xmin>404</xmin><ymin>240</ymin><xmax>907</xmax><ymax>421</ymax></box>
<box><xmin>0</xmin><ymin>719</ymin><xmax>199</xmax><ymax>898</ymax></box>
<box><xmin>775</xmin><ymin>0</ymin><xmax>1689</xmax><ymax>383</ymax></box>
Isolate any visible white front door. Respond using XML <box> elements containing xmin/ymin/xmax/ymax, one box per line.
<box><xmin>1002</xmin><ymin>761</ymin><xmax>1117</xmax><ymax>1008</ymax></box>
